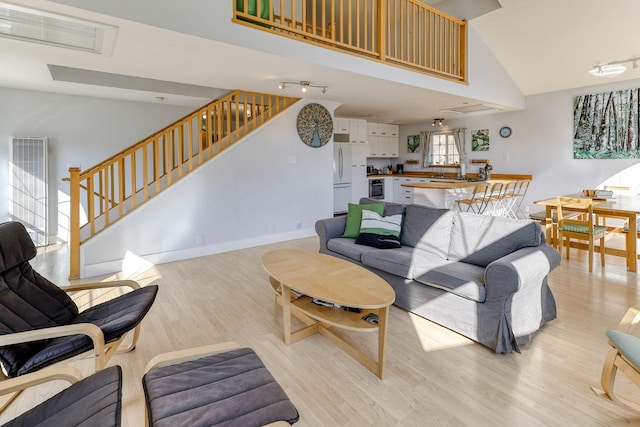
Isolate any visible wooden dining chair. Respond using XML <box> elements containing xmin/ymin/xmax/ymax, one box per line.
<box><xmin>556</xmin><ymin>196</ymin><xmax>608</xmax><ymax>272</ymax></box>
<box><xmin>592</xmin><ymin>306</ymin><xmax>640</xmax><ymax>411</ymax></box>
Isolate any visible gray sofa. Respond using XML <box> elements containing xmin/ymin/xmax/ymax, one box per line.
<box><xmin>315</xmin><ymin>198</ymin><xmax>561</xmax><ymax>353</ymax></box>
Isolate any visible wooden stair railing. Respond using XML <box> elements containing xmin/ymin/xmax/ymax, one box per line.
<box><xmin>233</xmin><ymin>0</ymin><xmax>466</xmax><ymax>83</ymax></box>
<box><xmin>66</xmin><ymin>90</ymin><xmax>299</xmax><ymax>279</ymax></box>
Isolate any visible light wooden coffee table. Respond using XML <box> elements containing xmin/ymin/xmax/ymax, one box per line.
<box><xmin>261</xmin><ymin>249</ymin><xmax>395</xmax><ymax>378</ymax></box>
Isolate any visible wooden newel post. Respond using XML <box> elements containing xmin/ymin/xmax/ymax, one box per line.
<box><xmin>68</xmin><ymin>167</ymin><xmax>81</xmax><ymax>280</ymax></box>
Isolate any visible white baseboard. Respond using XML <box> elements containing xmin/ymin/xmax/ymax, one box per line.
<box><xmin>81</xmin><ymin>227</ymin><xmax>316</xmax><ymax>278</ymax></box>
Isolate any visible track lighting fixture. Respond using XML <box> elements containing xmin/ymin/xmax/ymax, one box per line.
<box><xmin>589</xmin><ymin>56</ymin><xmax>640</xmax><ymax>78</ymax></box>
<box><xmin>278</xmin><ymin>80</ymin><xmax>329</xmax><ymax>94</ymax></box>
<box><xmin>432</xmin><ymin>118</ymin><xmax>445</xmax><ymax>127</ymax></box>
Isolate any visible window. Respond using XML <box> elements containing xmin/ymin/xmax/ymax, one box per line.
<box><xmin>429</xmin><ymin>133</ymin><xmax>460</xmax><ymax>165</ymax></box>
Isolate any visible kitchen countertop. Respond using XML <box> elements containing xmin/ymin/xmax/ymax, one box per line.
<box><xmin>402</xmin><ymin>181</ymin><xmax>483</xmax><ymax>189</ymax></box>
<box><xmin>403</xmin><ymin>179</ymin><xmax>501</xmax><ymax>190</ymax></box>
<box><xmin>368</xmin><ymin>173</ymin><xmax>533</xmax><ymax>180</ymax></box>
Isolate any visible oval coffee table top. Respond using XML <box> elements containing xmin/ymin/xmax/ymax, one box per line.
<box><xmin>262</xmin><ymin>249</ymin><xmax>395</xmax><ymax>309</ymax></box>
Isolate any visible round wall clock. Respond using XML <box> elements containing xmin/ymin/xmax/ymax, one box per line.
<box><xmin>499</xmin><ymin>126</ymin><xmax>512</xmax><ymax>138</ymax></box>
<box><xmin>296</xmin><ymin>103</ymin><xmax>333</xmax><ymax>148</ymax></box>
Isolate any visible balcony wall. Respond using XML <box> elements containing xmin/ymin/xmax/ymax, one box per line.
<box><xmin>51</xmin><ymin>0</ymin><xmax>524</xmax><ymax>110</ymax></box>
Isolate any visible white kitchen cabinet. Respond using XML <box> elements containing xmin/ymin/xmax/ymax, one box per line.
<box><xmin>349</xmin><ymin>119</ymin><xmax>368</xmax><ymax>145</ymax></box>
<box><xmin>394</xmin><ymin>177</ymin><xmax>414</xmax><ymax>204</ymax></box>
<box><xmin>367</xmin><ymin>135</ymin><xmax>381</xmax><ymax>157</ymax></box>
<box><xmin>377</xmin><ymin>123</ymin><xmax>399</xmax><ymax>137</ymax></box>
<box><xmin>367</xmin><ymin>122</ymin><xmax>399</xmax><ymax>157</ymax></box>
<box><xmin>367</xmin><ymin>135</ymin><xmax>399</xmax><ymax>157</ymax></box>
<box><xmin>382</xmin><ymin>136</ymin><xmax>399</xmax><ymax>157</ymax></box>
<box><xmin>383</xmin><ymin>177</ymin><xmax>394</xmax><ymax>202</ymax></box>
<box><xmin>393</xmin><ymin>177</ymin><xmax>429</xmax><ymax>204</ymax></box>
<box><xmin>351</xmin><ymin>144</ymin><xmax>368</xmax><ymax>202</ymax></box>
<box><xmin>393</xmin><ymin>177</ymin><xmax>402</xmax><ymax>202</ymax></box>
<box><xmin>333</xmin><ymin>117</ymin><xmax>350</xmax><ymax>134</ymax></box>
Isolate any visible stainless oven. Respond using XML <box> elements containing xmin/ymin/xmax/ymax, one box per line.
<box><xmin>369</xmin><ymin>178</ymin><xmax>384</xmax><ymax>200</ymax></box>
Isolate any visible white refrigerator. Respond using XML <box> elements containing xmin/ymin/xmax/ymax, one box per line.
<box><xmin>333</xmin><ymin>142</ymin><xmax>352</xmax><ymax>214</ymax></box>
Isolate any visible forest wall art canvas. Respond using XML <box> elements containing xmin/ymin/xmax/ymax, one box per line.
<box><xmin>574</xmin><ymin>88</ymin><xmax>640</xmax><ymax>159</ymax></box>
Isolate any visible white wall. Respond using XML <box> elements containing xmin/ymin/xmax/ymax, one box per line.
<box><xmin>80</xmin><ymin>100</ymin><xmax>336</xmax><ymax>277</ymax></box>
<box><xmin>0</xmin><ymin>88</ymin><xmax>191</xmax><ymax>241</ymax></box>
<box><xmin>1</xmin><ymin>87</ymin><xmax>336</xmax><ymax>277</ymax></box>
<box><xmin>398</xmin><ymin>78</ymin><xmax>640</xmax><ymax>213</ymax></box>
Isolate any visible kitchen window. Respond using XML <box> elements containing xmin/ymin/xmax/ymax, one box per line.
<box><xmin>422</xmin><ymin>129</ymin><xmax>466</xmax><ymax>167</ymax></box>
<box><xmin>429</xmin><ymin>133</ymin><xmax>459</xmax><ymax>165</ymax></box>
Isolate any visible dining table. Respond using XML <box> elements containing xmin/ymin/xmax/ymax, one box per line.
<box><xmin>534</xmin><ymin>193</ymin><xmax>640</xmax><ymax>272</ymax></box>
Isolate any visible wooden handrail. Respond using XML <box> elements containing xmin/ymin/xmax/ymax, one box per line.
<box><xmin>66</xmin><ymin>90</ymin><xmax>299</xmax><ymax>279</ymax></box>
<box><xmin>233</xmin><ymin>0</ymin><xmax>466</xmax><ymax>83</ymax></box>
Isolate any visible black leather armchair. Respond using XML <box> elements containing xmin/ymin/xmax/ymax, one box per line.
<box><xmin>0</xmin><ymin>221</ymin><xmax>158</xmax><ymax>413</ymax></box>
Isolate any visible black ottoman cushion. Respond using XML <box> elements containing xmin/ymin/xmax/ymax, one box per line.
<box><xmin>143</xmin><ymin>347</ymin><xmax>298</xmax><ymax>427</ymax></box>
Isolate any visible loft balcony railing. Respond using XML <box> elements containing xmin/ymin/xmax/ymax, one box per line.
<box><xmin>233</xmin><ymin>0</ymin><xmax>467</xmax><ymax>83</ymax></box>
<box><xmin>65</xmin><ymin>90</ymin><xmax>298</xmax><ymax>279</ymax></box>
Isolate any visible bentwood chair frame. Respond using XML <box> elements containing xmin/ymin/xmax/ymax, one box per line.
<box><xmin>0</xmin><ymin>221</ymin><xmax>158</xmax><ymax>415</ymax></box>
<box><xmin>0</xmin><ymin>365</ymin><xmax>122</xmax><ymax>426</ymax></box>
<box><xmin>592</xmin><ymin>306</ymin><xmax>640</xmax><ymax>411</ymax></box>
<box><xmin>556</xmin><ymin>196</ymin><xmax>607</xmax><ymax>272</ymax></box>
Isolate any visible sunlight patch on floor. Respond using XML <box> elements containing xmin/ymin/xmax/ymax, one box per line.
<box><xmin>97</xmin><ymin>251</ymin><xmax>162</xmax><ymax>287</ymax></box>
<box><xmin>407</xmin><ymin>311</ymin><xmax>473</xmax><ymax>352</ymax></box>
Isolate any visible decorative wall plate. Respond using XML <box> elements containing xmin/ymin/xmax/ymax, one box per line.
<box><xmin>296</xmin><ymin>103</ymin><xmax>333</xmax><ymax>148</ymax></box>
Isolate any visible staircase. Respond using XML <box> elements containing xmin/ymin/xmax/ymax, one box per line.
<box><xmin>66</xmin><ymin>90</ymin><xmax>299</xmax><ymax>278</ymax></box>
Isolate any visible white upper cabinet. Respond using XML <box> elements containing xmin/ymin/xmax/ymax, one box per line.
<box><xmin>333</xmin><ymin>117</ymin><xmax>350</xmax><ymax>134</ymax></box>
<box><xmin>367</xmin><ymin>122</ymin><xmax>399</xmax><ymax>158</ymax></box>
<box><xmin>368</xmin><ymin>123</ymin><xmax>398</xmax><ymax>137</ymax></box>
<box><xmin>349</xmin><ymin>119</ymin><xmax>367</xmax><ymax>144</ymax></box>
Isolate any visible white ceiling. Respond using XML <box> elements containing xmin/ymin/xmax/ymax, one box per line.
<box><xmin>472</xmin><ymin>0</ymin><xmax>640</xmax><ymax>95</ymax></box>
<box><xmin>2</xmin><ymin>0</ymin><xmax>640</xmax><ymax>124</ymax></box>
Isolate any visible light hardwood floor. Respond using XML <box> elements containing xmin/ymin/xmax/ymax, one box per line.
<box><xmin>4</xmin><ymin>235</ymin><xmax>640</xmax><ymax>426</ymax></box>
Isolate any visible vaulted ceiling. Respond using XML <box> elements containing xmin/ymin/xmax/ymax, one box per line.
<box><xmin>1</xmin><ymin>0</ymin><xmax>639</xmax><ymax>124</ymax></box>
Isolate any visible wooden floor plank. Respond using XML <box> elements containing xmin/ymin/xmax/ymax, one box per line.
<box><xmin>3</xmin><ymin>235</ymin><xmax>640</xmax><ymax>426</ymax></box>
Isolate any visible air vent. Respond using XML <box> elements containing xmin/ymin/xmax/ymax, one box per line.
<box><xmin>0</xmin><ymin>2</ymin><xmax>117</xmax><ymax>55</ymax></box>
<box><xmin>9</xmin><ymin>137</ymin><xmax>49</xmax><ymax>247</ymax></box>
<box><xmin>439</xmin><ymin>104</ymin><xmax>502</xmax><ymax>114</ymax></box>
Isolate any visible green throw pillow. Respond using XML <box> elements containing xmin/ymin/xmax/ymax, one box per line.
<box><xmin>342</xmin><ymin>202</ymin><xmax>385</xmax><ymax>238</ymax></box>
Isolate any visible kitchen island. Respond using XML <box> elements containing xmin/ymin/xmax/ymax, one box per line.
<box><xmin>403</xmin><ymin>180</ymin><xmax>475</xmax><ymax>209</ymax></box>
<box><xmin>401</xmin><ymin>174</ymin><xmax>532</xmax><ymax>209</ymax></box>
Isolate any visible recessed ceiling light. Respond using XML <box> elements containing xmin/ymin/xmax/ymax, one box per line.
<box><xmin>0</xmin><ymin>2</ymin><xmax>117</xmax><ymax>55</ymax></box>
